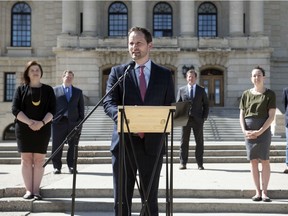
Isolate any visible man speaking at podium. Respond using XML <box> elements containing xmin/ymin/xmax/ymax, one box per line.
<box><xmin>103</xmin><ymin>26</ymin><xmax>175</xmax><ymax>216</ymax></box>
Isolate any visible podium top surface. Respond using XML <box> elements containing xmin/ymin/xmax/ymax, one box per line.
<box><xmin>117</xmin><ymin>106</ymin><xmax>176</xmax><ymax>133</ymax></box>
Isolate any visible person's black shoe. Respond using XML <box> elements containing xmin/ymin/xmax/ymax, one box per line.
<box><xmin>252</xmin><ymin>195</ymin><xmax>262</xmax><ymax>201</ymax></box>
<box><xmin>53</xmin><ymin>168</ymin><xmax>61</xmax><ymax>174</ymax></box>
<box><xmin>23</xmin><ymin>192</ymin><xmax>34</xmax><ymax>199</ymax></box>
<box><xmin>68</xmin><ymin>167</ymin><xmax>77</xmax><ymax>174</ymax></box>
<box><xmin>198</xmin><ymin>166</ymin><xmax>204</xmax><ymax>170</ymax></box>
<box><xmin>262</xmin><ymin>197</ymin><xmax>271</xmax><ymax>202</ymax></box>
<box><xmin>179</xmin><ymin>164</ymin><xmax>187</xmax><ymax>170</ymax></box>
<box><xmin>34</xmin><ymin>194</ymin><xmax>42</xmax><ymax>200</ymax></box>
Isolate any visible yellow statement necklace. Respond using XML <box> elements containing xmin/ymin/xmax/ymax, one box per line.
<box><xmin>30</xmin><ymin>86</ymin><xmax>42</xmax><ymax>106</ymax></box>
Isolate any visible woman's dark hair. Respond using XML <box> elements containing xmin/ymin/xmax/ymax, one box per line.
<box><xmin>128</xmin><ymin>26</ymin><xmax>152</xmax><ymax>44</ymax></box>
<box><xmin>254</xmin><ymin>65</ymin><xmax>265</xmax><ymax>76</ymax></box>
<box><xmin>23</xmin><ymin>60</ymin><xmax>43</xmax><ymax>84</ymax></box>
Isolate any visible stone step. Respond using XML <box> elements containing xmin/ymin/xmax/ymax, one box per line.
<box><xmin>5</xmin><ymin>187</ymin><xmax>288</xmax><ymax>199</ymax></box>
<box><xmin>2</xmin><ymin>186</ymin><xmax>288</xmax><ymax>213</ymax></box>
<box><xmin>1</xmin><ymin>197</ymin><xmax>287</xmax><ymax>214</ymax></box>
<box><xmin>1</xmin><ymin>162</ymin><xmax>287</xmax><ymax>214</ymax></box>
<box><xmin>0</xmin><ymin>156</ymin><xmax>285</xmax><ymax>165</ymax></box>
<box><xmin>0</xmin><ymin>142</ymin><xmax>285</xmax><ymax>164</ymax></box>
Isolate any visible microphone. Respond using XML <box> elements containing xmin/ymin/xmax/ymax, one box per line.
<box><xmin>125</xmin><ymin>60</ymin><xmax>135</xmax><ymax>71</ymax></box>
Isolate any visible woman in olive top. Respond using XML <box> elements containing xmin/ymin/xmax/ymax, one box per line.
<box><xmin>239</xmin><ymin>66</ymin><xmax>276</xmax><ymax>202</ymax></box>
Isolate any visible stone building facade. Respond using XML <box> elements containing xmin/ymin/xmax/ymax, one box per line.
<box><xmin>0</xmin><ymin>0</ymin><xmax>287</xmax><ymax>140</ymax></box>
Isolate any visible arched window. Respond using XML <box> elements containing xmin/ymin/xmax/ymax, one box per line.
<box><xmin>108</xmin><ymin>2</ymin><xmax>128</xmax><ymax>36</ymax></box>
<box><xmin>11</xmin><ymin>2</ymin><xmax>31</xmax><ymax>47</ymax></box>
<box><xmin>198</xmin><ymin>2</ymin><xmax>217</xmax><ymax>37</ymax></box>
<box><xmin>153</xmin><ymin>2</ymin><xmax>173</xmax><ymax>37</ymax></box>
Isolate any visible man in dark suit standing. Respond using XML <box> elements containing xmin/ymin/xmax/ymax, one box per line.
<box><xmin>176</xmin><ymin>69</ymin><xmax>209</xmax><ymax>170</ymax></box>
<box><xmin>283</xmin><ymin>87</ymin><xmax>288</xmax><ymax>173</ymax></box>
<box><xmin>52</xmin><ymin>70</ymin><xmax>84</xmax><ymax>174</ymax></box>
<box><xmin>103</xmin><ymin>26</ymin><xmax>175</xmax><ymax>216</ymax></box>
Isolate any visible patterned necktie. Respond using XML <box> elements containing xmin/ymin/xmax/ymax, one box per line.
<box><xmin>190</xmin><ymin>86</ymin><xmax>194</xmax><ymax>100</ymax></box>
<box><xmin>65</xmin><ymin>87</ymin><xmax>70</xmax><ymax>101</ymax></box>
<box><xmin>139</xmin><ymin>66</ymin><xmax>146</xmax><ymax>101</ymax></box>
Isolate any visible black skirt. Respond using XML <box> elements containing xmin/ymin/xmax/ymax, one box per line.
<box><xmin>15</xmin><ymin>121</ymin><xmax>51</xmax><ymax>154</ymax></box>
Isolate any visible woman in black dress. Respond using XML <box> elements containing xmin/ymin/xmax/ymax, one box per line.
<box><xmin>239</xmin><ymin>66</ymin><xmax>276</xmax><ymax>202</ymax></box>
<box><xmin>12</xmin><ymin>61</ymin><xmax>56</xmax><ymax>200</ymax></box>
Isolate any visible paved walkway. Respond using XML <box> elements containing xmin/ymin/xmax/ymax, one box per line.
<box><xmin>1</xmin><ymin>140</ymin><xmax>288</xmax><ymax>216</ymax></box>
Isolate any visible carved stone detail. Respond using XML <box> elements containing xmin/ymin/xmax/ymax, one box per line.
<box><xmin>97</xmin><ymin>50</ymin><xmax>130</xmax><ymax>66</ymax></box>
<box><xmin>150</xmin><ymin>50</ymin><xmax>178</xmax><ymax>66</ymax></box>
<box><xmin>198</xmin><ymin>49</ymin><xmax>230</xmax><ymax>67</ymax></box>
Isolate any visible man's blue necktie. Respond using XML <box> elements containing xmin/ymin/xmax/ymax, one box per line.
<box><xmin>65</xmin><ymin>87</ymin><xmax>70</xmax><ymax>101</ymax></box>
<box><xmin>190</xmin><ymin>86</ymin><xmax>194</xmax><ymax>100</ymax></box>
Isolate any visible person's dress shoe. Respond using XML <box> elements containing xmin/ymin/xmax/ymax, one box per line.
<box><xmin>283</xmin><ymin>168</ymin><xmax>288</xmax><ymax>174</ymax></box>
<box><xmin>53</xmin><ymin>168</ymin><xmax>61</xmax><ymax>174</ymax></box>
<box><xmin>252</xmin><ymin>195</ymin><xmax>262</xmax><ymax>201</ymax></box>
<box><xmin>198</xmin><ymin>166</ymin><xmax>204</xmax><ymax>170</ymax></box>
<box><xmin>23</xmin><ymin>192</ymin><xmax>34</xmax><ymax>199</ymax></box>
<box><xmin>68</xmin><ymin>167</ymin><xmax>77</xmax><ymax>174</ymax></box>
<box><xmin>262</xmin><ymin>196</ymin><xmax>271</xmax><ymax>202</ymax></box>
<box><xmin>34</xmin><ymin>194</ymin><xmax>42</xmax><ymax>200</ymax></box>
<box><xmin>179</xmin><ymin>164</ymin><xmax>187</xmax><ymax>170</ymax></box>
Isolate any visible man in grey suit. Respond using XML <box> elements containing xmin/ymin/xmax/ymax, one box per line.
<box><xmin>103</xmin><ymin>26</ymin><xmax>175</xmax><ymax>216</ymax></box>
<box><xmin>176</xmin><ymin>69</ymin><xmax>209</xmax><ymax>170</ymax></box>
<box><xmin>52</xmin><ymin>70</ymin><xmax>84</xmax><ymax>174</ymax></box>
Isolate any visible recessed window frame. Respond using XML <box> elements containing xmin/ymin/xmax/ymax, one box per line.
<box><xmin>108</xmin><ymin>1</ymin><xmax>128</xmax><ymax>37</ymax></box>
<box><xmin>11</xmin><ymin>2</ymin><xmax>31</xmax><ymax>47</ymax></box>
<box><xmin>153</xmin><ymin>2</ymin><xmax>173</xmax><ymax>37</ymax></box>
<box><xmin>197</xmin><ymin>2</ymin><xmax>218</xmax><ymax>37</ymax></box>
<box><xmin>4</xmin><ymin>72</ymin><xmax>16</xmax><ymax>102</ymax></box>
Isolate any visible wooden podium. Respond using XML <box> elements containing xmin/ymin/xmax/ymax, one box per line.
<box><xmin>118</xmin><ymin>106</ymin><xmax>176</xmax><ymax>216</ymax></box>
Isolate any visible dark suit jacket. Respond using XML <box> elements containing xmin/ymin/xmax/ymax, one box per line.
<box><xmin>283</xmin><ymin>87</ymin><xmax>288</xmax><ymax>128</ymax></box>
<box><xmin>176</xmin><ymin>84</ymin><xmax>209</xmax><ymax>122</ymax></box>
<box><xmin>103</xmin><ymin>61</ymin><xmax>175</xmax><ymax>155</ymax></box>
<box><xmin>52</xmin><ymin>85</ymin><xmax>85</xmax><ymax>125</ymax></box>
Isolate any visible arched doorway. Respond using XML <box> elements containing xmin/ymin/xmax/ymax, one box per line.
<box><xmin>3</xmin><ymin>123</ymin><xmax>16</xmax><ymax>140</ymax></box>
<box><xmin>102</xmin><ymin>68</ymin><xmax>110</xmax><ymax>98</ymax></box>
<box><xmin>200</xmin><ymin>69</ymin><xmax>224</xmax><ymax>107</ymax></box>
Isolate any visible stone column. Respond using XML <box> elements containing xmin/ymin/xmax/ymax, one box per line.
<box><xmin>249</xmin><ymin>0</ymin><xmax>264</xmax><ymax>36</ymax></box>
<box><xmin>131</xmin><ymin>1</ymin><xmax>146</xmax><ymax>28</ymax></box>
<box><xmin>229</xmin><ymin>1</ymin><xmax>243</xmax><ymax>36</ymax></box>
<box><xmin>62</xmin><ymin>1</ymin><xmax>77</xmax><ymax>34</ymax></box>
<box><xmin>82</xmin><ymin>1</ymin><xmax>97</xmax><ymax>36</ymax></box>
<box><xmin>180</xmin><ymin>1</ymin><xmax>195</xmax><ymax>36</ymax></box>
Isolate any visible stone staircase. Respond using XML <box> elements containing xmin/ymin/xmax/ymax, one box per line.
<box><xmin>80</xmin><ymin>106</ymin><xmax>284</xmax><ymax>142</ymax></box>
<box><xmin>0</xmin><ymin>141</ymin><xmax>285</xmax><ymax>165</ymax></box>
<box><xmin>0</xmin><ymin>106</ymin><xmax>287</xmax><ymax>215</ymax></box>
<box><xmin>0</xmin><ymin>106</ymin><xmax>285</xmax><ymax>165</ymax></box>
<box><xmin>1</xmin><ymin>161</ymin><xmax>288</xmax><ymax>215</ymax></box>
<box><xmin>2</xmin><ymin>183</ymin><xmax>288</xmax><ymax>215</ymax></box>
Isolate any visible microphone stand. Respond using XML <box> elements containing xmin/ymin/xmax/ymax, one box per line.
<box><xmin>43</xmin><ymin>63</ymin><xmax>134</xmax><ymax>216</ymax></box>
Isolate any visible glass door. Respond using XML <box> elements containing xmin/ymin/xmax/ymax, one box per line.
<box><xmin>200</xmin><ymin>71</ymin><xmax>224</xmax><ymax>107</ymax></box>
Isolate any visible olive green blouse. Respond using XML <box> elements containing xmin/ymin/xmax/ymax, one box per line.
<box><xmin>239</xmin><ymin>88</ymin><xmax>276</xmax><ymax>119</ymax></box>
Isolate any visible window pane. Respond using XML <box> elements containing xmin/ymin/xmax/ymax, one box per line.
<box><xmin>4</xmin><ymin>73</ymin><xmax>16</xmax><ymax>102</ymax></box>
<box><xmin>153</xmin><ymin>2</ymin><xmax>173</xmax><ymax>37</ymax></box>
<box><xmin>198</xmin><ymin>3</ymin><xmax>217</xmax><ymax>37</ymax></box>
<box><xmin>11</xmin><ymin>2</ymin><xmax>31</xmax><ymax>47</ymax></box>
<box><xmin>108</xmin><ymin>2</ymin><xmax>128</xmax><ymax>36</ymax></box>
